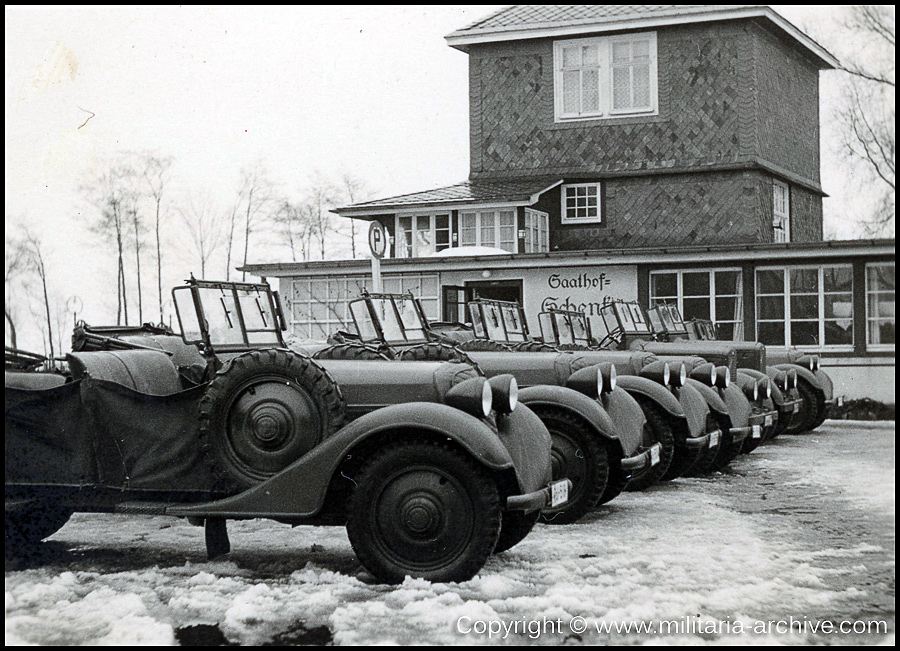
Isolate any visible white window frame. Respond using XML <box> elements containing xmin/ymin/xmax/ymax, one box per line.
<box><xmin>553</xmin><ymin>32</ymin><xmax>659</xmax><ymax>122</ymax></box>
<box><xmin>561</xmin><ymin>183</ymin><xmax>603</xmax><ymax>224</ymax></box>
<box><xmin>866</xmin><ymin>262</ymin><xmax>895</xmax><ymax>351</ymax></box>
<box><xmin>524</xmin><ymin>208</ymin><xmax>550</xmax><ymax>253</ymax></box>
<box><xmin>394</xmin><ymin>213</ymin><xmax>453</xmax><ymax>258</ymax></box>
<box><xmin>755</xmin><ymin>265</ymin><xmax>855</xmax><ymax>352</ymax></box>
<box><xmin>458</xmin><ymin>208</ymin><xmax>518</xmax><ymax>253</ymax></box>
<box><xmin>773</xmin><ymin>180</ymin><xmax>790</xmax><ymax>243</ymax></box>
<box><xmin>649</xmin><ymin>267</ymin><xmax>744</xmax><ymax>340</ymax></box>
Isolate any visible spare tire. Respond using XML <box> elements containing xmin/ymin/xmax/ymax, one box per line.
<box><xmin>313</xmin><ymin>343</ymin><xmax>393</xmax><ymax>361</ymax></box>
<box><xmin>199</xmin><ymin>349</ymin><xmax>348</xmax><ymax>492</ymax></box>
<box><xmin>457</xmin><ymin>339</ymin><xmax>512</xmax><ymax>352</ymax></box>
<box><xmin>395</xmin><ymin>343</ymin><xmax>482</xmax><ymax>373</ymax></box>
<box><xmin>511</xmin><ymin>341</ymin><xmax>560</xmax><ymax>353</ymax></box>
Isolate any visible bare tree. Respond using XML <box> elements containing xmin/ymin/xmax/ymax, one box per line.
<box><xmin>178</xmin><ymin>192</ymin><xmax>226</xmax><ymax>277</ymax></box>
<box><xmin>272</xmin><ymin>198</ymin><xmax>316</xmax><ymax>262</ymax></box>
<box><xmin>340</xmin><ymin>172</ymin><xmax>372</xmax><ymax>258</ymax></box>
<box><xmin>5</xmin><ymin>233</ymin><xmax>29</xmax><ymax>350</ymax></box>
<box><xmin>306</xmin><ymin>173</ymin><xmax>340</xmax><ymax>260</ymax></box>
<box><xmin>20</xmin><ymin>228</ymin><xmax>55</xmax><ymax>362</ymax></box>
<box><xmin>236</xmin><ymin>164</ymin><xmax>276</xmax><ymax>280</ymax></box>
<box><xmin>835</xmin><ymin>6</ymin><xmax>895</xmax><ymax>234</ymax></box>
<box><xmin>141</xmin><ymin>153</ymin><xmax>173</xmax><ymax>323</ymax></box>
<box><xmin>81</xmin><ymin>161</ymin><xmax>138</xmax><ymax>324</ymax></box>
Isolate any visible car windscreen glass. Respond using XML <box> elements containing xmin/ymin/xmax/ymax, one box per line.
<box><xmin>571</xmin><ymin>313</ymin><xmax>591</xmax><ymax>344</ymax></box>
<box><xmin>666</xmin><ymin>305</ymin><xmax>688</xmax><ymax>335</ymax></box>
<box><xmin>395</xmin><ymin>295</ymin><xmax>428</xmax><ymax>342</ymax></box>
<box><xmin>483</xmin><ymin>303</ymin><xmax>507</xmax><ymax>341</ymax></box>
<box><xmin>237</xmin><ymin>289</ymin><xmax>281</xmax><ymax>345</ymax></box>
<box><xmin>469</xmin><ymin>303</ymin><xmax>487</xmax><ymax>338</ymax></box>
<box><xmin>197</xmin><ymin>286</ymin><xmax>245</xmax><ymax>346</ymax></box>
<box><xmin>350</xmin><ymin>300</ymin><xmax>379</xmax><ymax>341</ymax></box>
<box><xmin>370</xmin><ymin>297</ymin><xmax>406</xmax><ymax>343</ymax></box>
<box><xmin>502</xmin><ymin>305</ymin><xmax>526</xmax><ymax>342</ymax></box>
<box><xmin>173</xmin><ymin>286</ymin><xmax>203</xmax><ymax>344</ymax></box>
<box><xmin>628</xmin><ymin>303</ymin><xmax>651</xmax><ymax>334</ymax></box>
<box><xmin>647</xmin><ymin>307</ymin><xmax>665</xmax><ymax>334</ymax></box>
<box><xmin>538</xmin><ymin>312</ymin><xmax>556</xmax><ymax>343</ymax></box>
<box><xmin>658</xmin><ymin>304</ymin><xmax>677</xmax><ymax>332</ymax></box>
<box><xmin>553</xmin><ymin>312</ymin><xmax>574</xmax><ymax>345</ymax></box>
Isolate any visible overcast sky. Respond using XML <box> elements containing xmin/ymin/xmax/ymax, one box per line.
<box><xmin>4</xmin><ymin>5</ymin><xmax>893</xmax><ymax>347</ymax></box>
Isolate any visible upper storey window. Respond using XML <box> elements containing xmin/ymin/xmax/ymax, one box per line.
<box><xmin>554</xmin><ymin>32</ymin><xmax>658</xmax><ymax>122</ymax></box>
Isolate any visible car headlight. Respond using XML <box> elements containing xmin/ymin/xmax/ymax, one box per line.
<box><xmin>446</xmin><ymin>377</ymin><xmax>493</xmax><ymax>418</ymax></box>
<box><xmin>599</xmin><ymin>362</ymin><xmax>616</xmax><ymax>393</ymax></box>
<box><xmin>714</xmin><ymin>366</ymin><xmax>730</xmax><ymax>390</ymax></box>
<box><xmin>743</xmin><ymin>380</ymin><xmax>759</xmax><ymax>401</ymax></box>
<box><xmin>672</xmin><ymin>362</ymin><xmax>687</xmax><ymax>387</ymax></box>
<box><xmin>788</xmin><ymin>369</ymin><xmax>798</xmax><ymax>390</ymax></box>
<box><xmin>488</xmin><ymin>374</ymin><xmax>517</xmax><ymax>413</ymax></box>
<box><xmin>774</xmin><ymin>370</ymin><xmax>789</xmax><ymax>391</ymax></box>
<box><xmin>690</xmin><ymin>362</ymin><xmax>717</xmax><ymax>387</ymax></box>
<box><xmin>566</xmin><ymin>366</ymin><xmax>602</xmax><ymax>398</ymax></box>
<box><xmin>641</xmin><ymin>360</ymin><xmax>671</xmax><ymax>386</ymax></box>
<box><xmin>758</xmin><ymin>376</ymin><xmax>772</xmax><ymax>400</ymax></box>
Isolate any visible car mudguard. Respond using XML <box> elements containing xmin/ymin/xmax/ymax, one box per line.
<box><xmin>517</xmin><ymin>384</ymin><xmax>623</xmax><ymax>456</ymax></box>
<box><xmin>720</xmin><ymin>383</ymin><xmax>751</xmax><ymax>429</ymax></box>
<box><xmin>167</xmin><ymin>402</ymin><xmax>514</xmax><ymax>520</ymax></box>
<box><xmin>599</xmin><ymin>388</ymin><xmax>646</xmax><ymax>457</ymax></box>
<box><xmin>813</xmin><ymin>368</ymin><xmax>835</xmax><ymax>401</ymax></box>
<box><xmin>684</xmin><ymin>378</ymin><xmax>730</xmax><ymax>418</ymax></box>
<box><xmin>614</xmin><ymin>375</ymin><xmax>685</xmax><ymax>419</ymax></box>
<box><xmin>670</xmin><ymin>382</ymin><xmax>710</xmax><ymax>439</ymax></box>
<box><xmin>774</xmin><ymin>364</ymin><xmax>825</xmax><ymax>394</ymax></box>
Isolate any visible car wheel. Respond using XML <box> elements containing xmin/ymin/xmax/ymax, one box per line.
<box><xmin>511</xmin><ymin>341</ymin><xmax>560</xmax><ymax>353</ymax></box>
<box><xmin>626</xmin><ymin>398</ymin><xmax>675</xmax><ymax>489</ymax></box>
<box><xmin>346</xmin><ymin>440</ymin><xmax>501</xmax><ymax>584</ymax></box>
<box><xmin>597</xmin><ymin>458</ymin><xmax>629</xmax><ymax>504</ymax></box>
<box><xmin>6</xmin><ymin>503</ymin><xmax>72</xmax><ymax>554</ymax></box>
<box><xmin>493</xmin><ymin>510</ymin><xmax>541</xmax><ymax>554</ymax></box>
<box><xmin>687</xmin><ymin>414</ymin><xmax>728</xmax><ymax>475</ymax></box>
<box><xmin>787</xmin><ymin>378</ymin><xmax>825</xmax><ymax>433</ymax></box>
<box><xmin>199</xmin><ymin>349</ymin><xmax>347</xmax><ymax>492</ymax></box>
<box><xmin>535</xmin><ymin>409</ymin><xmax>608</xmax><ymax>524</ymax></box>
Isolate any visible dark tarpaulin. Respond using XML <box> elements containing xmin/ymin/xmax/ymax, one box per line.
<box><xmin>6</xmin><ymin>380</ymin><xmax>95</xmax><ymax>485</ymax></box>
<box><xmin>6</xmin><ymin>378</ymin><xmax>217</xmax><ymax>492</ymax></box>
<box><xmin>79</xmin><ymin>379</ymin><xmax>216</xmax><ymax>491</ymax></box>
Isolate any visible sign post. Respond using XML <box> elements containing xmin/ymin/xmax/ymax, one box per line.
<box><xmin>368</xmin><ymin>221</ymin><xmax>387</xmax><ymax>293</ymax></box>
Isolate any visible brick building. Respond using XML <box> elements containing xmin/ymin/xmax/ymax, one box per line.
<box><xmin>243</xmin><ymin>6</ymin><xmax>894</xmax><ymax>402</ymax></box>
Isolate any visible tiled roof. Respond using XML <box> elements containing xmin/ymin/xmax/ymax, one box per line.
<box><xmin>334</xmin><ymin>178</ymin><xmax>562</xmax><ymax>215</ymax></box>
<box><xmin>446</xmin><ymin>5</ymin><xmax>838</xmax><ymax>69</ymax></box>
<box><xmin>457</xmin><ymin>5</ymin><xmax>726</xmax><ymax>32</ymax></box>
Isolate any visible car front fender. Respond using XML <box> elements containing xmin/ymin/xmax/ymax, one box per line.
<box><xmin>614</xmin><ymin>375</ymin><xmax>686</xmax><ymax>419</ymax></box>
<box><xmin>684</xmin><ymin>378</ymin><xmax>731</xmax><ymax>419</ymax></box>
<box><xmin>599</xmin><ymin>387</ymin><xmax>647</xmax><ymax>457</ymax></box>
<box><xmin>774</xmin><ymin>364</ymin><xmax>825</xmax><ymax>394</ymax></box>
<box><xmin>720</xmin><ymin>383</ymin><xmax>751</xmax><ymax>428</ymax></box>
<box><xmin>167</xmin><ymin>402</ymin><xmax>514</xmax><ymax>520</ymax></box>
<box><xmin>813</xmin><ymin>368</ymin><xmax>835</xmax><ymax>401</ymax></box>
<box><xmin>518</xmin><ymin>385</ymin><xmax>622</xmax><ymax>455</ymax></box>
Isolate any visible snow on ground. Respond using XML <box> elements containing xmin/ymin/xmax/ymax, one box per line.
<box><xmin>6</xmin><ymin>422</ymin><xmax>895</xmax><ymax>645</ymax></box>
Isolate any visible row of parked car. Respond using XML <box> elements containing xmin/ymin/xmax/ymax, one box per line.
<box><xmin>5</xmin><ymin>278</ymin><xmax>841</xmax><ymax>584</ymax></box>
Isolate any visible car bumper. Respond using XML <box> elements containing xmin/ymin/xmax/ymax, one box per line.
<box><xmin>728</xmin><ymin>426</ymin><xmax>753</xmax><ymax>445</ymax></box>
<box><xmin>507</xmin><ymin>479</ymin><xmax>573</xmax><ymax>514</ymax></box>
<box><xmin>685</xmin><ymin>430</ymin><xmax>714</xmax><ymax>449</ymax></box>
<box><xmin>621</xmin><ymin>442</ymin><xmax>663</xmax><ymax>472</ymax></box>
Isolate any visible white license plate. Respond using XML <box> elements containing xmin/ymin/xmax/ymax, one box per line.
<box><xmin>710</xmin><ymin>430</ymin><xmax>720</xmax><ymax>447</ymax></box>
<box><xmin>792</xmin><ymin>403</ymin><xmax>800</xmax><ymax>413</ymax></box>
<box><xmin>650</xmin><ymin>444</ymin><xmax>661</xmax><ymax>466</ymax></box>
<box><xmin>551</xmin><ymin>480</ymin><xmax>568</xmax><ymax>507</ymax></box>
<box><xmin>752</xmin><ymin>425</ymin><xmax>762</xmax><ymax>439</ymax></box>
<box><xmin>837</xmin><ymin>396</ymin><xmax>844</xmax><ymax>407</ymax></box>
<box><xmin>765</xmin><ymin>414</ymin><xmax>774</xmax><ymax>427</ymax></box>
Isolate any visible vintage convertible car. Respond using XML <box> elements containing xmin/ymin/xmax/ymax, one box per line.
<box><xmin>684</xmin><ymin>314</ymin><xmax>843</xmax><ymax>431</ymax></box>
<box><xmin>6</xmin><ymin>279</ymin><xmax>568</xmax><ymax>584</ymax></box>
<box><xmin>538</xmin><ymin>306</ymin><xmax>779</xmax><ymax>458</ymax></box>
<box><xmin>302</xmin><ymin>293</ymin><xmax>661</xmax><ymax>524</ymax></box>
<box><xmin>598</xmin><ymin>301</ymin><xmax>806</xmax><ymax>440</ymax></box>
<box><xmin>418</xmin><ymin>299</ymin><xmax>723</xmax><ymax>481</ymax></box>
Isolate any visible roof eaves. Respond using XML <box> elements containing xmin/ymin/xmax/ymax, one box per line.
<box><xmin>446</xmin><ymin>5</ymin><xmax>838</xmax><ymax>69</ymax></box>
